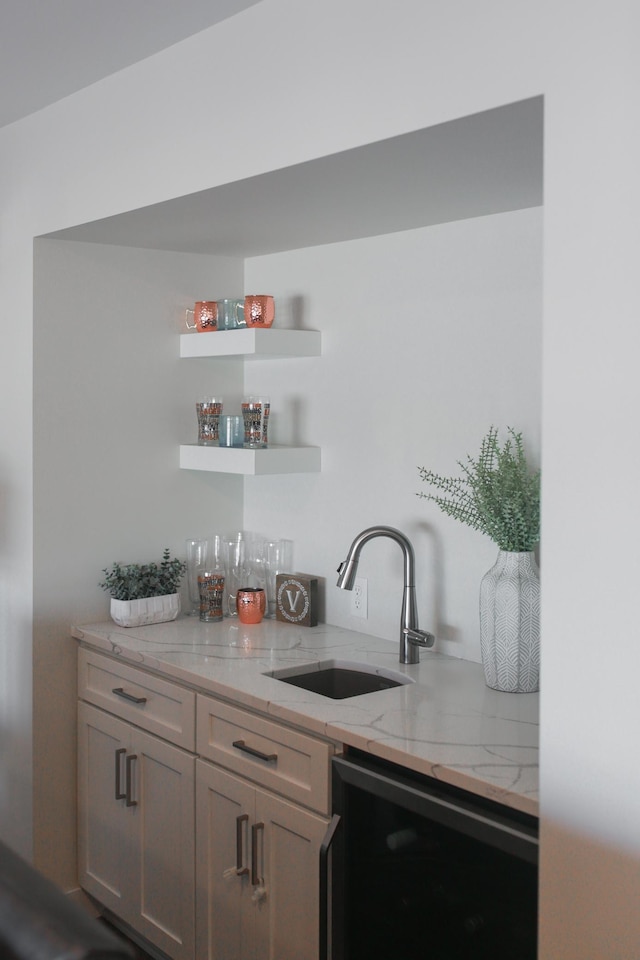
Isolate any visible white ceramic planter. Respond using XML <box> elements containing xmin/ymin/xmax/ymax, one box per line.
<box><xmin>479</xmin><ymin>551</ymin><xmax>540</xmax><ymax>693</ymax></box>
<box><xmin>110</xmin><ymin>593</ymin><xmax>180</xmax><ymax>628</ymax></box>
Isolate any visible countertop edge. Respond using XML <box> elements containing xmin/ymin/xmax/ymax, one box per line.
<box><xmin>72</xmin><ymin>619</ymin><xmax>539</xmax><ymax>818</ymax></box>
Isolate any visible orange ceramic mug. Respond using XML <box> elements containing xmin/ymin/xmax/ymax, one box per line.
<box><xmin>244</xmin><ymin>295</ymin><xmax>275</xmax><ymax>328</ymax></box>
<box><xmin>185</xmin><ymin>301</ymin><xmax>218</xmax><ymax>332</ymax></box>
<box><xmin>235</xmin><ymin>587</ymin><xmax>266</xmax><ymax>624</ymax></box>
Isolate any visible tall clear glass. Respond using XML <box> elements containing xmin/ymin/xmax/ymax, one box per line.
<box><xmin>245</xmin><ymin>537</ymin><xmax>267</xmax><ymax>592</ymax></box>
<box><xmin>185</xmin><ymin>538</ymin><xmax>210</xmax><ymax>616</ymax></box>
<box><xmin>265</xmin><ymin>539</ymin><xmax>293</xmax><ymax>618</ymax></box>
<box><xmin>186</xmin><ymin>536</ymin><xmax>224</xmax><ymax>616</ymax></box>
<box><xmin>223</xmin><ymin>534</ymin><xmax>246</xmax><ymax>617</ymax></box>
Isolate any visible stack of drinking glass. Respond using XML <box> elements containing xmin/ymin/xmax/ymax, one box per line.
<box><xmin>185</xmin><ymin>532</ymin><xmax>293</xmax><ymax>622</ymax></box>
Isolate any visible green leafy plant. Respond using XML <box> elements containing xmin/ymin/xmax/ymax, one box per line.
<box><xmin>99</xmin><ymin>548</ymin><xmax>186</xmax><ymax>600</ymax></box>
<box><xmin>417</xmin><ymin>426</ymin><xmax>540</xmax><ymax>552</ymax></box>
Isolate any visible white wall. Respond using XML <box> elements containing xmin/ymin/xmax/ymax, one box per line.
<box><xmin>1</xmin><ymin>0</ymin><xmax>639</xmax><ymax>955</ymax></box>
<box><xmin>538</xmin><ymin>6</ymin><xmax>640</xmax><ymax>954</ymax></box>
<box><xmin>32</xmin><ymin>239</ymin><xmax>245</xmax><ymax>870</ymax></box>
<box><xmin>243</xmin><ymin>210</ymin><xmax>542</xmax><ymax>655</ymax></box>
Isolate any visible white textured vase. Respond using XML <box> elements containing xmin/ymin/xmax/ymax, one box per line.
<box><xmin>479</xmin><ymin>551</ymin><xmax>540</xmax><ymax>693</ymax></box>
<box><xmin>110</xmin><ymin>593</ymin><xmax>180</xmax><ymax>628</ymax></box>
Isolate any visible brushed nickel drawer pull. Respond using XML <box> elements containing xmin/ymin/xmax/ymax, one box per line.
<box><xmin>232</xmin><ymin>739</ymin><xmax>277</xmax><ymax>763</ymax></box>
<box><xmin>251</xmin><ymin>821</ymin><xmax>264</xmax><ymax>886</ymax></box>
<box><xmin>112</xmin><ymin>687</ymin><xmax>148</xmax><ymax>705</ymax></box>
<box><xmin>236</xmin><ymin>814</ymin><xmax>250</xmax><ymax>876</ymax></box>
<box><xmin>125</xmin><ymin>754</ymin><xmax>138</xmax><ymax>807</ymax></box>
<box><xmin>114</xmin><ymin>748</ymin><xmax>127</xmax><ymax>800</ymax></box>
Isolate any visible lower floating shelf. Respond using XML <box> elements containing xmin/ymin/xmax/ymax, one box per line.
<box><xmin>179</xmin><ymin>444</ymin><xmax>321</xmax><ymax>476</ymax></box>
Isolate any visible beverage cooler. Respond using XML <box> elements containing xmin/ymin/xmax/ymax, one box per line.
<box><xmin>321</xmin><ymin>749</ymin><xmax>538</xmax><ymax>960</ymax></box>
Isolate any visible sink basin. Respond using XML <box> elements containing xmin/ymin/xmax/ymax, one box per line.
<box><xmin>267</xmin><ymin>660</ymin><xmax>413</xmax><ymax>700</ymax></box>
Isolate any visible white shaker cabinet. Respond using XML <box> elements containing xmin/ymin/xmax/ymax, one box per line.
<box><xmin>77</xmin><ymin>650</ymin><xmax>196</xmax><ymax>960</ymax></box>
<box><xmin>77</xmin><ymin>646</ymin><xmax>337</xmax><ymax>960</ymax></box>
<box><xmin>196</xmin><ymin>761</ymin><xmax>329</xmax><ymax>960</ymax></box>
<box><xmin>195</xmin><ymin>694</ymin><xmax>335</xmax><ymax>960</ymax></box>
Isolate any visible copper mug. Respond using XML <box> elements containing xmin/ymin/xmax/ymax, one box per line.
<box><xmin>234</xmin><ymin>587</ymin><xmax>266</xmax><ymax>624</ymax></box>
<box><xmin>244</xmin><ymin>295</ymin><xmax>275</xmax><ymax>328</ymax></box>
<box><xmin>185</xmin><ymin>301</ymin><xmax>218</xmax><ymax>332</ymax></box>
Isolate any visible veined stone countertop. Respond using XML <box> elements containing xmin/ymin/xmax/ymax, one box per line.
<box><xmin>72</xmin><ymin>617</ymin><xmax>539</xmax><ymax>817</ymax></box>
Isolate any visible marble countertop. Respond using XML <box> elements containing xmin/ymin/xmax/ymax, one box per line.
<box><xmin>72</xmin><ymin>616</ymin><xmax>539</xmax><ymax>816</ymax></box>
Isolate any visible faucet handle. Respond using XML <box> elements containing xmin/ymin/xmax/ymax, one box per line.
<box><xmin>403</xmin><ymin>627</ymin><xmax>435</xmax><ymax>649</ymax></box>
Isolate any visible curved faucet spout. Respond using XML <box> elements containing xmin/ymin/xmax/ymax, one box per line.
<box><xmin>336</xmin><ymin>526</ymin><xmax>435</xmax><ymax>664</ymax></box>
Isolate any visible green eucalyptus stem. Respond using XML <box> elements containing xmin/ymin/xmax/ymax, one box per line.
<box><xmin>99</xmin><ymin>548</ymin><xmax>186</xmax><ymax>601</ymax></box>
<box><xmin>417</xmin><ymin>427</ymin><xmax>540</xmax><ymax>553</ymax></box>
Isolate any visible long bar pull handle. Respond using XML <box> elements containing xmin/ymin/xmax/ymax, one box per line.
<box><xmin>232</xmin><ymin>739</ymin><xmax>277</xmax><ymax>763</ymax></box>
<box><xmin>114</xmin><ymin>748</ymin><xmax>127</xmax><ymax>800</ymax></box>
<box><xmin>319</xmin><ymin>815</ymin><xmax>341</xmax><ymax>960</ymax></box>
<box><xmin>251</xmin><ymin>822</ymin><xmax>264</xmax><ymax>886</ymax></box>
<box><xmin>125</xmin><ymin>754</ymin><xmax>138</xmax><ymax>807</ymax></box>
<box><xmin>236</xmin><ymin>814</ymin><xmax>250</xmax><ymax>876</ymax></box>
<box><xmin>112</xmin><ymin>687</ymin><xmax>148</xmax><ymax>705</ymax></box>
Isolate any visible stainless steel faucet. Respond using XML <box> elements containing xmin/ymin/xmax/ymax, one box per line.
<box><xmin>336</xmin><ymin>525</ymin><xmax>435</xmax><ymax>664</ymax></box>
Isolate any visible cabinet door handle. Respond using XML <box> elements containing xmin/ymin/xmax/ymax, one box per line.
<box><xmin>236</xmin><ymin>814</ymin><xmax>250</xmax><ymax>876</ymax></box>
<box><xmin>114</xmin><ymin>748</ymin><xmax>127</xmax><ymax>800</ymax></box>
<box><xmin>232</xmin><ymin>739</ymin><xmax>277</xmax><ymax>763</ymax></box>
<box><xmin>319</xmin><ymin>814</ymin><xmax>341</xmax><ymax>960</ymax></box>
<box><xmin>251</xmin><ymin>822</ymin><xmax>264</xmax><ymax>886</ymax></box>
<box><xmin>125</xmin><ymin>754</ymin><xmax>138</xmax><ymax>807</ymax></box>
<box><xmin>112</xmin><ymin>687</ymin><xmax>148</xmax><ymax>705</ymax></box>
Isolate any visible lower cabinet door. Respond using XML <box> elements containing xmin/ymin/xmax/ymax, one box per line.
<box><xmin>195</xmin><ymin>760</ymin><xmax>329</xmax><ymax>960</ymax></box>
<box><xmin>254</xmin><ymin>788</ymin><xmax>329</xmax><ymax>960</ymax></box>
<box><xmin>132</xmin><ymin>728</ymin><xmax>196</xmax><ymax>960</ymax></box>
<box><xmin>78</xmin><ymin>702</ymin><xmax>196</xmax><ymax>960</ymax></box>
<box><xmin>78</xmin><ymin>702</ymin><xmax>132</xmax><ymax>917</ymax></box>
<box><xmin>196</xmin><ymin>760</ymin><xmax>256</xmax><ymax>960</ymax></box>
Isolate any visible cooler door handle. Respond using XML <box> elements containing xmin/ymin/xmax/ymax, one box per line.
<box><xmin>319</xmin><ymin>814</ymin><xmax>341</xmax><ymax>960</ymax></box>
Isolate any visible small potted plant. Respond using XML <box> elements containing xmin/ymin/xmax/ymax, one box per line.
<box><xmin>99</xmin><ymin>548</ymin><xmax>187</xmax><ymax>627</ymax></box>
<box><xmin>417</xmin><ymin>427</ymin><xmax>540</xmax><ymax>693</ymax></box>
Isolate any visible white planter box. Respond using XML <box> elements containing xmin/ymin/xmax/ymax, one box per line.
<box><xmin>110</xmin><ymin>593</ymin><xmax>180</xmax><ymax>628</ymax></box>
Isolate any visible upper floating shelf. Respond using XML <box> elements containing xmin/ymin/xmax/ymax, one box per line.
<box><xmin>179</xmin><ymin>443</ymin><xmax>321</xmax><ymax>475</ymax></box>
<box><xmin>179</xmin><ymin>328</ymin><xmax>321</xmax><ymax>359</ymax></box>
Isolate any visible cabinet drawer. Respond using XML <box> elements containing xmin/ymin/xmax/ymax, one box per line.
<box><xmin>78</xmin><ymin>648</ymin><xmax>195</xmax><ymax>750</ymax></box>
<box><xmin>196</xmin><ymin>695</ymin><xmax>333</xmax><ymax>815</ymax></box>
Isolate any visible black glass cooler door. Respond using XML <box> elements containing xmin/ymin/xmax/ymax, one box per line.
<box><xmin>330</xmin><ymin>751</ymin><xmax>538</xmax><ymax>960</ymax></box>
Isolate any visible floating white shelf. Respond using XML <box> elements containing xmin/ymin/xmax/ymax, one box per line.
<box><xmin>179</xmin><ymin>444</ymin><xmax>321</xmax><ymax>476</ymax></box>
<box><xmin>179</xmin><ymin>328</ymin><xmax>321</xmax><ymax>359</ymax></box>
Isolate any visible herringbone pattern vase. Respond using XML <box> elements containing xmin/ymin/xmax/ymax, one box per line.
<box><xmin>480</xmin><ymin>550</ymin><xmax>540</xmax><ymax>693</ymax></box>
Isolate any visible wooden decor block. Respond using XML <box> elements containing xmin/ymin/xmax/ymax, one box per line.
<box><xmin>275</xmin><ymin>574</ymin><xmax>319</xmax><ymax>627</ymax></box>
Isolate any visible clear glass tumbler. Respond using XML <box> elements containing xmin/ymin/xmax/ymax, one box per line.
<box><xmin>265</xmin><ymin>539</ymin><xmax>293</xmax><ymax>617</ymax></box>
<box><xmin>241</xmin><ymin>396</ymin><xmax>270</xmax><ymax>448</ymax></box>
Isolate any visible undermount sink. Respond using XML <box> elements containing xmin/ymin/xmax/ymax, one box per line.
<box><xmin>267</xmin><ymin>660</ymin><xmax>413</xmax><ymax>700</ymax></box>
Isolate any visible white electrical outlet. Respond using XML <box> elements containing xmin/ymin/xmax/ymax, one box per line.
<box><xmin>351</xmin><ymin>577</ymin><xmax>368</xmax><ymax>619</ymax></box>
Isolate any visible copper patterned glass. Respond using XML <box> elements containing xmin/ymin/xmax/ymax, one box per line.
<box><xmin>198</xmin><ymin>571</ymin><xmax>225</xmax><ymax>622</ymax></box>
<box><xmin>241</xmin><ymin>396</ymin><xmax>270</xmax><ymax>448</ymax></box>
<box><xmin>197</xmin><ymin>396</ymin><xmax>223</xmax><ymax>445</ymax></box>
